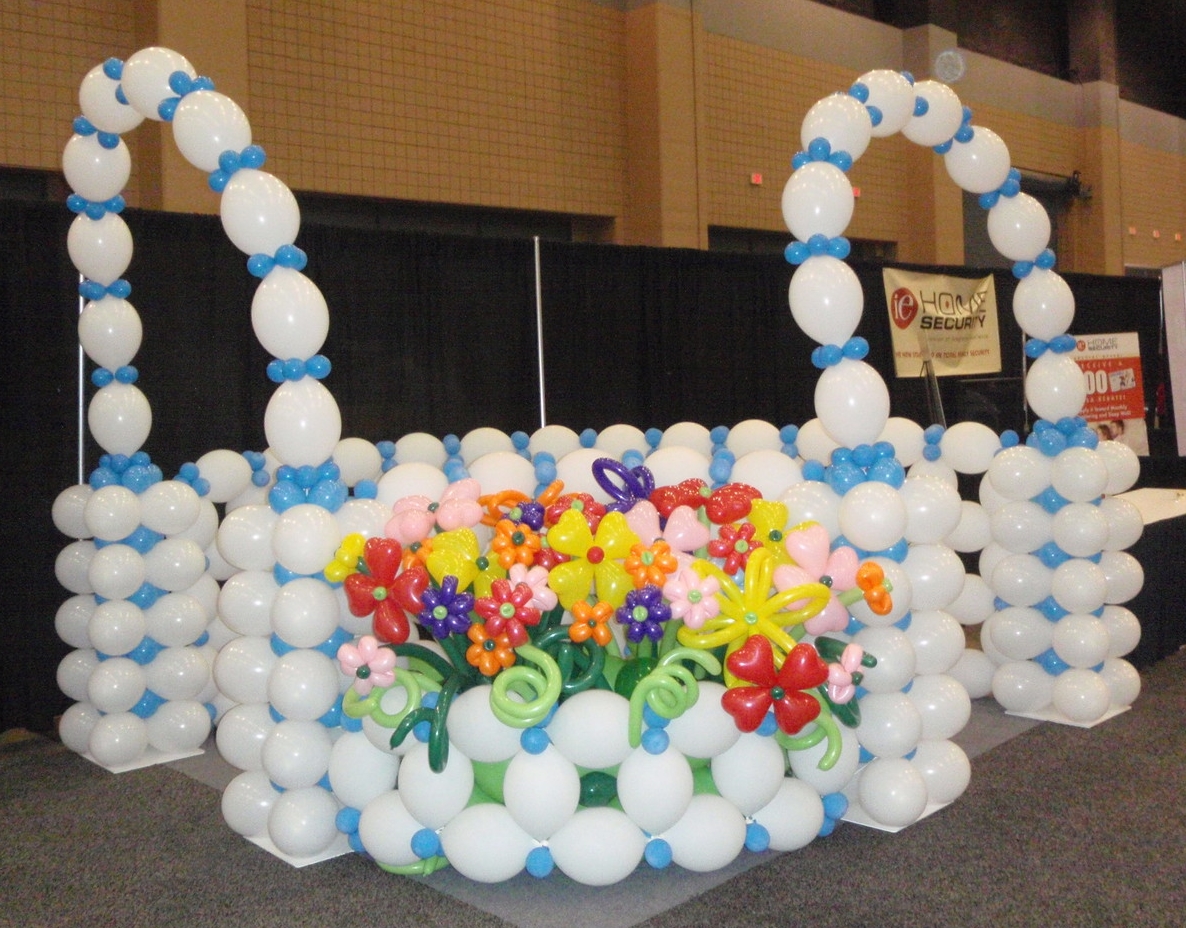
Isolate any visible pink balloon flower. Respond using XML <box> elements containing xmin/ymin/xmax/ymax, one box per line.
<box><xmin>337</xmin><ymin>635</ymin><xmax>396</xmax><ymax>696</ymax></box>
<box><xmin>386</xmin><ymin>478</ymin><xmax>484</xmax><ymax>544</ymax></box>
<box><xmin>662</xmin><ymin>566</ymin><xmax>721</xmax><ymax>630</ymax></box>
<box><xmin>826</xmin><ymin>642</ymin><xmax>866</xmax><ymax>705</ymax></box>
<box><xmin>774</xmin><ymin>522</ymin><xmax>859</xmax><ymax>636</ymax></box>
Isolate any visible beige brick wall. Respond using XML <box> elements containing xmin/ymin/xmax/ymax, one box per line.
<box><xmin>1119</xmin><ymin>139</ymin><xmax>1186</xmax><ymax>270</ymax></box>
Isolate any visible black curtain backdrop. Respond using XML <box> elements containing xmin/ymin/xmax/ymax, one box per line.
<box><xmin>0</xmin><ymin>199</ymin><xmax>1168</xmax><ymax>731</ymax></box>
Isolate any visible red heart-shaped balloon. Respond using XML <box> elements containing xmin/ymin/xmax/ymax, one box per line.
<box><xmin>725</xmin><ymin>635</ymin><xmax>778</xmax><ymax>688</ymax></box>
<box><xmin>721</xmin><ymin>685</ymin><xmax>773</xmax><ymax>732</ymax></box>
<box><xmin>780</xmin><ymin>642</ymin><xmax>829</xmax><ymax>690</ymax></box>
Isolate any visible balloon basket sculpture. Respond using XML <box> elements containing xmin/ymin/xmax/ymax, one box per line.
<box><xmin>51</xmin><ymin>48</ymin><xmax>1143</xmax><ymax>882</ymax></box>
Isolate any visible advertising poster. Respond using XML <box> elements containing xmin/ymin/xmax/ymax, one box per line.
<box><xmin>1070</xmin><ymin>331</ymin><xmax>1148</xmax><ymax>454</ymax></box>
<box><xmin>882</xmin><ymin>268</ymin><xmax>1002</xmax><ymax>377</ymax></box>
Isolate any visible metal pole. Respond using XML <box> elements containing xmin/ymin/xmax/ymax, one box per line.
<box><xmin>77</xmin><ymin>280</ymin><xmax>85</xmax><ymax>485</ymax></box>
<box><xmin>534</xmin><ymin>236</ymin><xmax>546</xmax><ymax>428</ymax></box>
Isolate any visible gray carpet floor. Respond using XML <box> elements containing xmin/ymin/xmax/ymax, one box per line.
<box><xmin>3</xmin><ymin>649</ymin><xmax>1184</xmax><ymax>928</ymax></box>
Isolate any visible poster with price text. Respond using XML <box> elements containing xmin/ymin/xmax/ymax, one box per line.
<box><xmin>1071</xmin><ymin>332</ymin><xmax>1148</xmax><ymax>454</ymax></box>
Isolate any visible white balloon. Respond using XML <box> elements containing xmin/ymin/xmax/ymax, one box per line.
<box><xmin>88</xmin><ymin>712</ymin><xmax>148</xmax><ymax>767</ymax></box>
<box><xmin>218</xmin><ymin>569</ymin><xmax>279</xmax><ymax>636</ymax></box>
<box><xmin>139</xmin><ymin>480</ymin><xmax>201</xmax><ymax>535</ymax></box>
<box><xmin>376</xmin><ymin>461</ymin><xmax>449</xmax><ymax>509</ymax></box>
<box><xmin>57</xmin><ymin>594</ymin><xmax>97</xmax><ymax>649</ymax></box>
<box><xmin>398</xmin><ymin>741</ymin><xmax>475</xmax><ymax>829</ymax></box>
<box><xmin>264</xmin><ymin>379</ymin><xmax>342</xmax><ymax>469</ymax></box>
<box><xmin>250</xmin><ymin>268</ymin><xmax>330</xmax><ymax>360</ymax></box>
<box><xmin>88</xmin><ymin>600</ymin><xmax>144</xmax><ymax>657</ymax></box>
<box><xmin>547</xmin><ymin>690</ymin><xmax>632</xmax><ymax>770</ymax></box>
<box><xmin>1099</xmin><ymin>550</ymin><xmax>1144</xmax><ymax>603</ymax></box>
<box><xmin>1026</xmin><ymin>352</ymin><xmax>1088</xmax><ymax>422</ymax></box>
<box><xmin>221</xmin><ymin>770</ymin><xmax>279</xmax><ymax>837</ymax></box>
<box><xmin>87</xmin><ymin>657</ymin><xmax>146</xmax><ymax>713</ymax></box>
<box><xmin>800</xmin><ymin>91</ymin><xmax>872</xmax><ymax>161</ymax></box>
<box><xmin>57</xmin><ymin>649</ymin><xmax>100</xmax><ymax>702</ymax></box>
<box><xmin>858</xmin><ymin>69</ymin><xmax>916</xmax><ymax>137</ymax></box>
<box><xmin>68</xmin><ymin>212</ymin><xmax>132</xmax><ymax>285</ymax></box>
<box><xmin>616</xmin><ymin>744</ymin><xmax>694</xmax><ymax>836</ymax></box>
<box><xmin>88</xmin><ymin>543</ymin><xmax>146</xmax><ymax>600</ymax></box>
<box><xmin>529</xmin><ymin>424</ymin><xmax>581</xmax><ymax>460</ymax></box>
<box><xmin>1051</xmin><ymin>447</ymin><xmax>1108</xmax><ymax>502</ymax></box>
<box><xmin>549</xmin><ymin>808</ymin><xmax>646</xmax><ymax>886</ymax></box>
<box><xmin>59</xmin><ymin>701</ymin><xmax>102</xmax><ymax>754</ymax></box>
<box><xmin>943</xmin><ymin>125</ymin><xmax>1011</xmax><ymax>194</ymax></box>
<box><xmin>171</xmin><ymin>90</ymin><xmax>252</xmax><ymax>172</ymax></box>
<box><xmin>848</xmin><ymin>557</ymin><xmax>912</xmax><ymax>626</ymax></box>
<box><xmin>1096</xmin><ymin>440</ymin><xmax>1140</xmax><ymax>495</ymax></box>
<box><xmin>328</xmin><ymin>731</ymin><xmax>400</xmax><ymax>810</ymax></box>
<box><xmin>1099</xmin><ymin>496</ymin><xmax>1143</xmax><ymax>551</ymax></box>
<box><xmin>1051</xmin><ymin>558</ymin><xmax>1108</xmax><ymax>613</ymax></box>
<box><xmin>909</xmin><ymin>738</ymin><xmax>971</xmax><ymax>804</ymax></box>
<box><xmin>946</xmin><ymin>501</ymin><xmax>992</xmax><ymax>553</ymax></box>
<box><xmin>332</xmin><ymin>438</ymin><xmax>382</xmax><ymax>488</ymax></box>
<box><xmin>1051</xmin><ymin>613</ymin><xmax>1110</xmax><ymax>668</ymax></box>
<box><xmin>145</xmin><ymin>699</ymin><xmax>212</xmax><ymax>753</ymax></box>
<box><xmin>62</xmin><ymin>133</ymin><xmax>131</xmax><ymax>202</ymax></box>
<box><xmin>787</xmin><ymin>719</ymin><xmax>860</xmax><ymax>794</ymax></box>
<box><xmin>262</xmin><ymin>718</ymin><xmax>333</xmax><ymax>789</ymax></box>
<box><xmin>815</xmin><ymin>359</ymin><xmax>890</xmax><ymax>448</ymax></box>
<box><xmin>780</xmin><ymin>479</ymin><xmax>841</xmax><ymax>540</ymax></box>
<box><xmin>987</xmin><ymin>192</ymin><xmax>1051</xmax><ymax>262</ymax></box>
<box><xmin>53</xmin><ymin>485</ymin><xmax>93</xmax><ymax>539</ymax></box>
<box><xmin>660</xmin><ymin>421</ymin><xmax>714</xmax><ymax>455</ymax></box>
<box><xmin>853</xmin><ymin>626</ymin><xmax>916</xmax><ymax>692</ymax></box>
<box><xmin>900</xmin><ymin>475</ymin><xmax>962</xmax><ymax>544</ymax></box>
<box><xmin>439</xmin><ymin>804</ymin><xmax>534</xmax><ymax>883</ymax></box>
<box><xmin>358</xmin><ymin>791</ymin><xmax>423</xmax><ymax>867</ymax></box>
<box><xmin>78</xmin><ymin>300</ymin><xmax>141</xmax><ymax>372</ymax></box>
<box><xmin>212</xmin><ymin>635</ymin><xmax>277</xmax><ymax>705</ymax></box>
<box><xmin>938</xmin><ymin>421</ymin><xmax>1000</xmax><ymax>474</ymax></box>
<box><xmin>119</xmin><ymin>47</ymin><xmax>195</xmax><ymax>120</ymax></box>
<box><xmin>458</xmin><ymin>426</ymin><xmax>514</xmax><ymax>462</ymax></box>
<box><xmin>56</xmin><ymin>539</ymin><xmax>96</xmax><ymax>594</ymax></box>
<box><xmin>752</xmin><ymin>778</ymin><xmax>825</xmax><ymax>852</ymax></box>
<box><xmin>781</xmin><ymin>161</ymin><xmax>855</xmax><ymax>240</ymax></box>
<box><xmin>145</xmin><ymin>646</ymin><xmax>210</xmax><ymax>701</ymax></box>
<box><xmin>907</xmin><ymin>458</ymin><xmax>959</xmax><ymax>486</ymax></box>
<box><xmin>392</xmin><ymin>432</ymin><xmax>447</xmax><ymax>468</ymax></box>
<box><xmin>947</xmin><ymin>648</ymin><xmax>996</xmax><ymax>699</ymax></box>
<box><xmin>271</xmin><ymin>577</ymin><xmax>339</xmax><ymax>648</ymax></box>
<box><xmin>84</xmin><ymin>484</ymin><xmax>142</xmax><ymax>542</ymax></box>
<box><xmin>857</xmin><ymin>757</ymin><xmax>928</xmax><ymax>827</ymax></box>
<box><xmin>878</xmin><ymin>417</ymin><xmax>925</xmax><ymax>467</ymax></box>
<box><xmin>640</xmin><ymin>447</ymin><xmax>711</xmax><ymax>493</ymax></box>
<box><xmin>503</xmin><ymin>745</ymin><xmax>581</xmax><ymax>840</ymax></box>
<box><xmin>468</xmin><ymin>451</ymin><xmax>537</xmax><ymax>497</ymax></box>
<box><xmin>218</xmin><ymin>504</ymin><xmax>279</xmax><ymax>571</ymax></box>
<box><xmin>982</xmin><ymin>605</ymin><xmax>1050</xmax><ymax>661</ymax></box>
<box><xmin>267</xmin><ymin>649</ymin><xmax>340</xmax><ymax>722</ymax></box>
<box><xmin>991</xmin><ymin>500</ymin><xmax>1052</xmax><ymax>553</ymax></box>
<box><xmin>267</xmin><ymin>786</ymin><xmax>340</xmax><ymax>858</ymax></box>
<box><xmin>143</xmin><ymin>537</ymin><xmax>207</xmax><ymax>592</ymax></box>
<box><xmin>903</xmin><ymin>543</ymin><xmax>965</xmax><ymax>610</ymax></box>
<box><xmin>946</xmin><ymin>573</ymin><xmax>996</xmax><ymax>626</ymax></box>
<box><xmin>854</xmin><ymin>691</ymin><xmax>922</xmax><ymax>757</ymax></box>
<box><xmin>1099</xmin><ymin>657</ymin><xmax>1141</xmax><ymax>707</ymax></box>
<box><xmin>79</xmin><ymin>63</ymin><xmax>144</xmax><ymax>134</ymax></box>
<box><xmin>335</xmin><ymin>498</ymin><xmax>389</xmax><ymax>541</ymax></box>
<box><xmin>838</xmin><ymin>481</ymin><xmax>906</xmax><ymax>551</ymax></box>
<box><xmin>88</xmin><ymin>382</ymin><xmax>152</xmax><ymax>456</ymax></box>
<box><xmin>446</xmin><ymin>686</ymin><xmax>523</xmax><ymax>763</ymax></box>
<box><xmin>271</xmin><ymin>503</ymin><xmax>340</xmax><ymax>576</ymax></box>
<box><xmin>593</xmin><ymin>423</ymin><xmax>648</xmax><ymax>461</ymax></box>
<box><xmin>1012</xmin><ymin>268</ymin><xmax>1075</xmax><ymax>341</ymax></box>
<box><xmin>987</xmin><ymin>445</ymin><xmax>1052</xmax><ymax>500</ymax></box>
<box><xmin>991</xmin><ymin>659</ymin><xmax>1054</xmax><ymax>712</ymax></box>
<box><xmin>991</xmin><ymin>553</ymin><xmax>1050</xmax><ymax>607</ymax></box>
<box><xmin>907</xmin><ymin>673</ymin><xmax>971</xmax><ymax>740</ymax></box>
<box><xmin>902</xmin><ymin>80</ymin><xmax>964</xmax><ymax>147</ymax></box>
<box><xmin>216</xmin><ymin>702</ymin><xmax>276</xmax><ymax>771</ymax></box>
<box><xmin>1052</xmin><ymin>502</ymin><xmax>1109</xmax><ymax>557</ymax></box>
<box><xmin>788</xmin><ymin>255</ymin><xmax>864</xmax><ymax>345</ymax></box>
<box><xmin>730</xmin><ymin>450</ymin><xmax>803</xmax><ymax>500</ymax></box>
<box><xmin>219</xmin><ymin>169</ymin><xmax>300</xmax><ymax>256</ymax></box>
<box><xmin>664</xmin><ymin>794</ymin><xmax>747</xmax><ymax>872</ymax></box>
<box><xmin>193</xmin><ymin>449</ymin><xmax>254</xmax><ymax>503</ymax></box>
<box><xmin>906</xmin><ymin>609</ymin><xmax>965</xmax><ymax>674</ymax></box>
<box><xmin>1101</xmin><ymin>605</ymin><xmax>1141</xmax><ymax>658</ymax></box>
<box><xmin>664</xmin><ymin>682</ymin><xmax>741</xmax><ymax>759</ymax></box>
<box><xmin>1051</xmin><ymin>668</ymin><xmax>1111</xmax><ymax>723</ymax></box>
<box><xmin>710</xmin><ymin>732</ymin><xmax>786</xmax><ymax>816</ymax></box>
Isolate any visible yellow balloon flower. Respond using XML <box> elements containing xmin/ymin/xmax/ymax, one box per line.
<box><xmin>546</xmin><ymin>509</ymin><xmax>639</xmax><ymax>610</ymax></box>
<box><xmin>748</xmin><ymin>499</ymin><xmax>793</xmax><ymax>567</ymax></box>
<box><xmin>324</xmin><ymin>532</ymin><xmax>365</xmax><ymax>583</ymax></box>
<box><xmin>424</xmin><ymin>527</ymin><xmax>505</xmax><ymax>598</ymax></box>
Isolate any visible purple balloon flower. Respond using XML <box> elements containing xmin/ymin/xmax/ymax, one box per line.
<box><xmin>418</xmin><ymin>575</ymin><xmax>474</xmax><ymax>639</ymax></box>
<box><xmin>616</xmin><ymin>584</ymin><xmax>672</xmax><ymax>643</ymax></box>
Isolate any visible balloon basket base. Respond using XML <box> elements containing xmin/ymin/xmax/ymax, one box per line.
<box><xmin>840</xmin><ymin>791</ymin><xmax>951</xmax><ymax>833</ymax></box>
<box><xmin>245</xmin><ymin>831</ymin><xmax>353</xmax><ymax>868</ymax></box>
<box><xmin>84</xmin><ymin>744</ymin><xmax>205</xmax><ymax>774</ymax></box>
<box><xmin>1006</xmin><ymin>703</ymin><xmax>1130</xmax><ymax>729</ymax></box>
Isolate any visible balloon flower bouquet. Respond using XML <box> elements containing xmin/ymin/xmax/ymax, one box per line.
<box><xmin>325</xmin><ymin>458</ymin><xmax>890</xmax><ymax>880</ymax></box>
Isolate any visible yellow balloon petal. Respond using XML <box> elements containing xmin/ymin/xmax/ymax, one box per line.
<box><xmin>595</xmin><ymin>511</ymin><xmax>641</xmax><ymax>559</ymax></box>
<box><xmin>426</xmin><ymin>528</ymin><xmax>480</xmax><ymax>589</ymax></box>
<box><xmin>547</xmin><ymin>508</ymin><xmax>594</xmax><ymax>557</ymax></box>
<box><xmin>594</xmin><ymin>560</ymin><xmax>634</xmax><ymax>609</ymax></box>
<box><xmin>548</xmin><ymin>559</ymin><xmax>594</xmax><ymax>610</ymax></box>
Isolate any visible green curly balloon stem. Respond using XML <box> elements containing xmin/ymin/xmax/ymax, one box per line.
<box><xmin>377</xmin><ymin>856</ymin><xmax>450</xmax><ymax>876</ymax></box>
<box><xmin>342</xmin><ymin>667</ymin><xmax>440</xmax><ymax>729</ymax></box>
<box><xmin>489</xmin><ymin>644</ymin><xmax>562</xmax><ymax>728</ymax></box>
<box><xmin>626</xmin><ymin>648</ymin><xmax>722</xmax><ymax>747</ymax></box>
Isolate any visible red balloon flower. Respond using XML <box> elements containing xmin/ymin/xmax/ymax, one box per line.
<box><xmin>721</xmin><ymin>635</ymin><xmax>829</xmax><ymax>735</ymax></box>
<box><xmin>343</xmin><ymin>537</ymin><xmax>429</xmax><ymax>644</ymax></box>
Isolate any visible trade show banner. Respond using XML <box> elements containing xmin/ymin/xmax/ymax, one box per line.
<box><xmin>882</xmin><ymin>268</ymin><xmax>1001</xmax><ymax>377</ymax></box>
<box><xmin>1070</xmin><ymin>331</ymin><xmax>1149</xmax><ymax>454</ymax></box>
